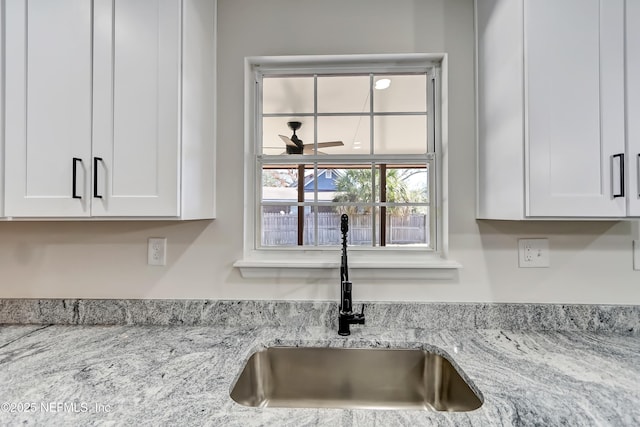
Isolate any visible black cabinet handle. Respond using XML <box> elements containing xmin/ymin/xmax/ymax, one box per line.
<box><xmin>93</xmin><ymin>157</ymin><xmax>103</xmax><ymax>198</ymax></box>
<box><xmin>72</xmin><ymin>157</ymin><xmax>82</xmax><ymax>199</ymax></box>
<box><xmin>613</xmin><ymin>153</ymin><xmax>625</xmax><ymax>198</ymax></box>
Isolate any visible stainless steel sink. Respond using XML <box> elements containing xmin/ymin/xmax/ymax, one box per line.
<box><xmin>230</xmin><ymin>346</ymin><xmax>482</xmax><ymax>411</ymax></box>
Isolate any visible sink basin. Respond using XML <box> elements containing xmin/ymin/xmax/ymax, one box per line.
<box><xmin>230</xmin><ymin>346</ymin><xmax>482</xmax><ymax>411</ymax></box>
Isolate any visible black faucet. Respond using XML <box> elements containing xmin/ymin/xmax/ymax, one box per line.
<box><xmin>338</xmin><ymin>214</ymin><xmax>365</xmax><ymax>336</ymax></box>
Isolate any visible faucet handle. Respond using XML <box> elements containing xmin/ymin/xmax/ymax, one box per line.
<box><xmin>353</xmin><ymin>303</ymin><xmax>366</xmax><ymax>325</ymax></box>
<box><xmin>353</xmin><ymin>304</ymin><xmax>365</xmax><ymax>321</ymax></box>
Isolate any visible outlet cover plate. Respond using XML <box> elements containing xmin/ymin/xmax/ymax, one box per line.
<box><xmin>518</xmin><ymin>238</ymin><xmax>550</xmax><ymax>268</ymax></box>
<box><xmin>148</xmin><ymin>237</ymin><xmax>167</xmax><ymax>266</ymax></box>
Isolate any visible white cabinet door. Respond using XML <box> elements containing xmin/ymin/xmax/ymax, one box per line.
<box><xmin>92</xmin><ymin>0</ymin><xmax>180</xmax><ymax>217</ymax></box>
<box><xmin>525</xmin><ymin>0</ymin><xmax>626</xmax><ymax>217</ymax></box>
<box><xmin>4</xmin><ymin>0</ymin><xmax>92</xmax><ymax>217</ymax></box>
<box><xmin>2</xmin><ymin>0</ymin><xmax>214</xmax><ymax>219</ymax></box>
<box><xmin>0</xmin><ymin>2</ymin><xmax>4</xmax><ymax>217</ymax></box>
<box><xmin>627</xmin><ymin>0</ymin><xmax>640</xmax><ymax>216</ymax></box>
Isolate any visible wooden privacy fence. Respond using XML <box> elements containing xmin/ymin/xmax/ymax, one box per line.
<box><xmin>261</xmin><ymin>212</ymin><xmax>428</xmax><ymax>246</ymax></box>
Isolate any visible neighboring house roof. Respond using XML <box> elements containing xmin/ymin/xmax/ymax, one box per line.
<box><xmin>263</xmin><ymin>169</ymin><xmax>340</xmax><ymax>202</ymax></box>
<box><xmin>296</xmin><ymin>169</ymin><xmax>338</xmax><ymax>192</ymax></box>
<box><xmin>262</xmin><ymin>187</ymin><xmax>336</xmax><ymax>202</ymax></box>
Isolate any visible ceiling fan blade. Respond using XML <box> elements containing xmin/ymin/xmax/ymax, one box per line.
<box><xmin>299</xmin><ymin>141</ymin><xmax>344</xmax><ymax>154</ymax></box>
<box><xmin>302</xmin><ymin>145</ymin><xmax>328</xmax><ymax>155</ymax></box>
<box><xmin>316</xmin><ymin>141</ymin><xmax>344</xmax><ymax>148</ymax></box>
<box><xmin>278</xmin><ymin>134</ymin><xmax>298</xmax><ymax>148</ymax></box>
<box><xmin>301</xmin><ymin>141</ymin><xmax>343</xmax><ymax>149</ymax></box>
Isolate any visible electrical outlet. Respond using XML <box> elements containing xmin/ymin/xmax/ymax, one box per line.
<box><xmin>518</xmin><ymin>238</ymin><xmax>550</xmax><ymax>268</ymax></box>
<box><xmin>148</xmin><ymin>237</ymin><xmax>167</xmax><ymax>266</ymax></box>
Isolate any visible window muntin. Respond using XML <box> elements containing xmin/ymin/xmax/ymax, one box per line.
<box><xmin>260</xmin><ymin>160</ymin><xmax>434</xmax><ymax>248</ymax></box>
<box><xmin>256</xmin><ymin>67</ymin><xmax>437</xmax><ymax>251</ymax></box>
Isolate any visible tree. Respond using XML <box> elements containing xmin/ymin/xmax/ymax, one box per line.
<box><xmin>332</xmin><ymin>167</ymin><xmax>427</xmax><ymax>215</ymax></box>
<box><xmin>333</xmin><ymin>169</ymin><xmax>374</xmax><ymax>215</ymax></box>
<box><xmin>262</xmin><ymin>168</ymin><xmax>299</xmax><ymax>187</ymax></box>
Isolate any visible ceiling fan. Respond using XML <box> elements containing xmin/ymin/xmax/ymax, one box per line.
<box><xmin>277</xmin><ymin>121</ymin><xmax>343</xmax><ymax>154</ymax></box>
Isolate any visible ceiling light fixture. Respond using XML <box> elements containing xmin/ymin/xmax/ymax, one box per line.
<box><xmin>374</xmin><ymin>78</ymin><xmax>391</xmax><ymax>90</ymax></box>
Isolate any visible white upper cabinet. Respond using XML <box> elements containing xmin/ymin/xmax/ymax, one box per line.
<box><xmin>627</xmin><ymin>0</ymin><xmax>640</xmax><ymax>216</ymax></box>
<box><xmin>0</xmin><ymin>2</ymin><xmax>3</xmax><ymax>217</ymax></box>
<box><xmin>476</xmin><ymin>0</ymin><xmax>629</xmax><ymax>219</ymax></box>
<box><xmin>526</xmin><ymin>0</ymin><xmax>625</xmax><ymax>217</ymax></box>
<box><xmin>5</xmin><ymin>0</ymin><xmax>93</xmax><ymax>217</ymax></box>
<box><xmin>3</xmin><ymin>0</ymin><xmax>216</xmax><ymax>219</ymax></box>
<box><xmin>92</xmin><ymin>0</ymin><xmax>180</xmax><ymax>217</ymax></box>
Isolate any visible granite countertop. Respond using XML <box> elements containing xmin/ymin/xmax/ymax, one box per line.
<box><xmin>1</xmin><ymin>322</ymin><xmax>639</xmax><ymax>426</ymax></box>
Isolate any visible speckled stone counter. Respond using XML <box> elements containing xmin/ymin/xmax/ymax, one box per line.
<box><xmin>1</xmin><ymin>299</ymin><xmax>639</xmax><ymax>334</ymax></box>
<box><xmin>1</xmin><ymin>323</ymin><xmax>639</xmax><ymax>426</ymax></box>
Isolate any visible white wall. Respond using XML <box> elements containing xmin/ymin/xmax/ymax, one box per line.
<box><xmin>0</xmin><ymin>0</ymin><xmax>639</xmax><ymax>304</ymax></box>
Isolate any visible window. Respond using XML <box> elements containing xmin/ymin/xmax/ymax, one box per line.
<box><xmin>236</xmin><ymin>54</ymin><xmax>459</xmax><ymax>279</ymax></box>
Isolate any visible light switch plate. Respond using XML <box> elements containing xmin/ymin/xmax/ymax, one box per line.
<box><xmin>518</xmin><ymin>238</ymin><xmax>550</xmax><ymax>268</ymax></box>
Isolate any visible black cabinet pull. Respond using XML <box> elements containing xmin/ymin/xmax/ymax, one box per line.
<box><xmin>93</xmin><ymin>157</ymin><xmax>103</xmax><ymax>198</ymax></box>
<box><xmin>72</xmin><ymin>157</ymin><xmax>82</xmax><ymax>199</ymax></box>
<box><xmin>613</xmin><ymin>153</ymin><xmax>625</xmax><ymax>198</ymax></box>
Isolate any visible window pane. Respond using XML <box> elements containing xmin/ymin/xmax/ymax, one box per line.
<box><xmin>260</xmin><ymin>206</ymin><xmax>319</xmax><ymax>246</ymax></box>
<box><xmin>380</xmin><ymin>166</ymin><xmax>429</xmax><ymax>203</ymax></box>
<box><xmin>317</xmin><ymin>116</ymin><xmax>370</xmax><ymax>154</ymax></box>
<box><xmin>373</xmin><ymin>115</ymin><xmax>427</xmax><ymax>154</ymax></box>
<box><xmin>335</xmin><ymin>210</ymin><xmax>373</xmax><ymax>246</ymax></box>
<box><xmin>317</xmin><ymin>75</ymin><xmax>370</xmax><ymax>113</ymax></box>
<box><xmin>373</xmin><ymin>74</ymin><xmax>427</xmax><ymax>112</ymax></box>
<box><xmin>261</xmin><ymin>206</ymin><xmax>298</xmax><ymax>246</ymax></box>
<box><xmin>332</xmin><ymin>167</ymin><xmax>376</xmax><ymax>204</ymax></box>
<box><xmin>316</xmin><ymin>212</ymin><xmax>341</xmax><ymax>246</ymax></box>
<box><xmin>262</xmin><ymin>165</ymin><xmax>326</xmax><ymax>201</ymax></box>
<box><xmin>304</xmin><ymin>168</ymin><xmax>339</xmax><ymax>202</ymax></box>
<box><xmin>263</xmin><ymin>76</ymin><xmax>314</xmax><ymax>114</ymax></box>
<box><xmin>262</xmin><ymin>117</ymin><xmax>314</xmax><ymax>155</ymax></box>
<box><xmin>384</xmin><ymin>206</ymin><xmax>430</xmax><ymax>247</ymax></box>
<box><xmin>262</xmin><ymin>168</ymin><xmax>300</xmax><ymax>203</ymax></box>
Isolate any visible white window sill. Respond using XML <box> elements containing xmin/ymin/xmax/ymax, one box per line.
<box><xmin>233</xmin><ymin>257</ymin><xmax>462</xmax><ymax>280</ymax></box>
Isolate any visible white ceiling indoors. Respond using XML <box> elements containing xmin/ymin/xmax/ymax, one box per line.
<box><xmin>261</xmin><ymin>74</ymin><xmax>429</xmax><ymax>155</ymax></box>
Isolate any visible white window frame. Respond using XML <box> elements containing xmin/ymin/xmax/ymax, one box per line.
<box><xmin>234</xmin><ymin>54</ymin><xmax>461</xmax><ymax>280</ymax></box>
